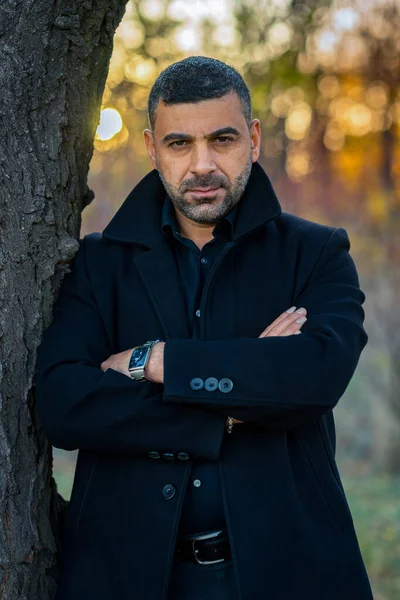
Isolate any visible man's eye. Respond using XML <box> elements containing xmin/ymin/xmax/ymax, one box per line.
<box><xmin>215</xmin><ymin>136</ymin><xmax>234</xmax><ymax>143</ymax></box>
<box><xmin>170</xmin><ymin>140</ymin><xmax>187</xmax><ymax>148</ymax></box>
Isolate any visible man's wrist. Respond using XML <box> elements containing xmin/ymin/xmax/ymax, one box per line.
<box><xmin>145</xmin><ymin>341</ymin><xmax>165</xmax><ymax>384</ymax></box>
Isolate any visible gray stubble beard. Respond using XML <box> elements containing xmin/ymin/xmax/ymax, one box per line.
<box><xmin>156</xmin><ymin>148</ymin><xmax>253</xmax><ymax>225</ymax></box>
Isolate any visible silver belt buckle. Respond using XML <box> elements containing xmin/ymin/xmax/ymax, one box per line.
<box><xmin>191</xmin><ymin>530</ymin><xmax>225</xmax><ymax>566</ymax></box>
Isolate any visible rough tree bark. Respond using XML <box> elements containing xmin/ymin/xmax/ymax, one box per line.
<box><xmin>0</xmin><ymin>1</ymin><xmax>128</xmax><ymax>597</ymax></box>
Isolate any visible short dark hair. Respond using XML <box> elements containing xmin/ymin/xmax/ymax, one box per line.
<box><xmin>148</xmin><ymin>56</ymin><xmax>252</xmax><ymax>131</ymax></box>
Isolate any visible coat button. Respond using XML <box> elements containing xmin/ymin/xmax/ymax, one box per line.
<box><xmin>148</xmin><ymin>451</ymin><xmax>160</xmax><ymax>459</ymax></box>
<box><xmin>219</xmin><ymin>378</ymin><xmax>234</xmax><ymax>393</ymax></box>
<box><xmin>204</xmin><ymin>377</ymin><xmax>219</xmax><ymax>392</ymax></box>
<box><xmin>162</xmin><ymin>484</ymin><xmax>177</xmax><ymax>500</ymax></box>
<box><xmin>189</xmin><ymin>377</ymin><xmax>204</xmax><ymax>390</ymax></box>
<box><xmin>163</xmin><ymin>453</ymin><xmax>175</xmax><ymax>460</ymax></box>
<box><xmin>177</xmin><ymin>452</ymin><xmax>190</xmax><ymax>461</ymax></box>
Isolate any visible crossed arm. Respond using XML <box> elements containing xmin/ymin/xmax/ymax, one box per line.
<box><xmin>35</xmin><ymin>227</ymin><xmax>367</xmax><ymax>456</ymax></box>
<box><xmin>100</xmin><ymin>305</ymin><xmax>309</xmax><ymax>425</ymax></box>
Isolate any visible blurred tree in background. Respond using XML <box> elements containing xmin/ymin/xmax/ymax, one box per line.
<box><xmin>55</xmin><ymin>1</ymin><xmax>399</xmax><ymax>597</ymax></box>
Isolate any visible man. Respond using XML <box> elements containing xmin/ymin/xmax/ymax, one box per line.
<box><xmin>35</xmin><ymin>56</ymin><xmax>373</xmax><ymax>599</ymax></box>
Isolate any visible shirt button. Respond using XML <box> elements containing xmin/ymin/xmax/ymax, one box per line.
<box><xmin>195</xmin><ymin>309</ymin><xmax>201</xmax><ymax>318</ymax></box>
<box><xmin>193</xmin><ymin>479</ymin><xmax>201</xmax><ymax>488</ymax></box>
<box><xmin>200</xmin><ymin>257</ymin><xmax>207</xmax><ymax>264</ymax></box>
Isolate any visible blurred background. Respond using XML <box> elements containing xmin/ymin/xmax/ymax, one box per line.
<box><xmin>53</xmin><ymin>0</ymin><xmax>400</xmax><ymax>597</ymax></box>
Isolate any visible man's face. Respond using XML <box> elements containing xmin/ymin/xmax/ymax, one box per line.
<box><xmin>144</xmin><ymin>91</ymin><xmax>261</xmax><ymax>225</ymax></box>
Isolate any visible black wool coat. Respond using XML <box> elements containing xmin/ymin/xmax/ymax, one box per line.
<box><xmin>35</xmin><ymin>161</ymin><xmax>373</xmax><ymax>600</ymax></box>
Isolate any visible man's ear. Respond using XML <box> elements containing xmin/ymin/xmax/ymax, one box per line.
<box><xmin>143</xmin><ymin>129</ymin><xmax>157</xmax><ymax>169</ymax></box>
<box><xmin>249</xmin><ymin>119</ymin><xmax>261</xmax><ymax>162</ymax></box>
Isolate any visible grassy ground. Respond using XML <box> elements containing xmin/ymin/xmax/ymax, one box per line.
<box><xmin>342</xmin><ymin>474</ymin><xmax>400</xmax><ymax>600</ymax></box>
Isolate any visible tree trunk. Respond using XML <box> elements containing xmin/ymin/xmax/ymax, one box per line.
<box><xmin>0</xmin><ymin>1</ymin><xmax>128</xmax><ymax>597</ymax></box>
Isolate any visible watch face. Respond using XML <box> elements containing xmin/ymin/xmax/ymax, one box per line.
<box><xmin>130</xmin><ymin>346</ymin><xmax>147</xmax><ymax>369</ymax></box>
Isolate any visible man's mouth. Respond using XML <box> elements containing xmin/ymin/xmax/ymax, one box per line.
<box><xmin>187</xmin><ymin>187</ymin><xmax>221</xmax><ymax>196</ymax></box>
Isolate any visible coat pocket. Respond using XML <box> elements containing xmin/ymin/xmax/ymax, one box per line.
<box><xmin>296</xmin><ymin>423</ymin><xmax>353</xmax><ymax>532</ymax></box>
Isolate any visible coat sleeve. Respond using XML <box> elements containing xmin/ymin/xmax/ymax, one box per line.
<box><xmin>162</xmin><ymin>227</ymin><xmax>368</xmax><ymax>428</ymax></box>
<box><xmin>35</xmin><ymin>236</ymin><xmax>226</xmax><ymax>458</ymax></box>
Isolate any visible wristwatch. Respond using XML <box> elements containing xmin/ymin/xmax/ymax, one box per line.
<box><xmin>128</xmin><ymin>339</ymin><xmax>162</xmax><ymax>381</ymax></box>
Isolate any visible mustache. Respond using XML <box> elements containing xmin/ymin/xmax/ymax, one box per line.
<box><xmin>181</xmin><ymin>176</ymin><xmax>227</xmax><ymax>192</ymax></box>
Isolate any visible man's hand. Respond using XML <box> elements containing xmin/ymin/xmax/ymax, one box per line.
<box><xmin>258</xmin><ymin>305</ymin><xmax>307</xmax><ymax>338</ymax></box>
<box><xmin>100</xmin><ymin>348</ymin><xmax>133</xmax><ymax>377</ymax></box>
<box><xmin>231</xmin><ymin>305</ymin><xmax>307</xmax><ymax>424</ymax></box>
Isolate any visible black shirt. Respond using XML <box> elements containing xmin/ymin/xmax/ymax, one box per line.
<box><xmin>161</xmin><ymin>192</ymin><xmax>239</xmax><ymax>536</ymax></box>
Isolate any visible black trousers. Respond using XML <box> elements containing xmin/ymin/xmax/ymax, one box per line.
<box><xmin>167</xmin><ymin>556</ymin><xmax>239</xmax><ymax>600</ymax></box>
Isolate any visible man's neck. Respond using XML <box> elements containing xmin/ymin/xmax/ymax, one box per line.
<box><xmin>175</xmin><ymin>211</ymin><xmax>215</xmax><ymax>249</ymax></box>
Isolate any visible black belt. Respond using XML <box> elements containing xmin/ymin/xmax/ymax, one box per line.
<box><xmin>174</xmin><ymin>529</ymin><xmax>231</xmax><ymax>565</ymax></box>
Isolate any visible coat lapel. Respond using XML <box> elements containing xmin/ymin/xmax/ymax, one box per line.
<box><xmin>133</xmin><ymin>240</ymin><xmax>191</xmax><ymax>340</ymax></box>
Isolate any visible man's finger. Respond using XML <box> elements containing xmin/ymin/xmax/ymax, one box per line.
<box><xmin>266</xmin><ymin>313</ymin><xmax>307</xmax><ymax>337</ymax></box>
<box><xmin>269</xmin><ymin>319</ymin><xmax>307</xmax><ymax>336</ymax></box>
<box><xmin>258</xmin><ymin>306</ymin><xmax>296</xmax><ymax>337</ymax></box>
<box><xmin>259</xmin><ymin>307</ymin><xmax>307</xmax><ymax>338</ymax></box>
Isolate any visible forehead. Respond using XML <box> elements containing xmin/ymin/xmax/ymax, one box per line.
<box><xmin>153</xmin><ymin>91</ymin><xmax>246</xmax><ymax>137</ymax></box>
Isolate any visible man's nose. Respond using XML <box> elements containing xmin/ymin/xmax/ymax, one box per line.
<box><xmin>189</xmin><ymin>143</ymin><xmax>217</xmax><ymax>176</ymax></box>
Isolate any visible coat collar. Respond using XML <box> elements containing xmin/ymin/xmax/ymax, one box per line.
<box><xmin>102</xmin><ymin>160</ymin><xmax>282</xmax><ymax>247</ymax></box>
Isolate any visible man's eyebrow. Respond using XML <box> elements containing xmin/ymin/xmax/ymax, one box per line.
<box><xmin>207</xmin><ymin>127</ymin><xmax>241</xmax><ymax>138</ymax></box>
<box><xmin>161</xmin><ymin>132</ymin><xmax>192</xmax><ymax>144</ymax></box>
<box><xmin>161</xmin><ymin>127</ymin><xmax>241</xmax><ymax>145</ymax></box>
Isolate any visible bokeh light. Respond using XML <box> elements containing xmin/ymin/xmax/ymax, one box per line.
<box><xmin>285</xmin><ymin>103</ymin><xmax>313</xmax><ymax>141</ymax></box>
<box><xmin>95</xmin><ymin>108</ymin><xmax>123</xmax><ymax>141</ymax></box>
